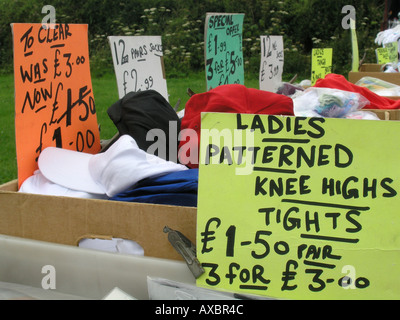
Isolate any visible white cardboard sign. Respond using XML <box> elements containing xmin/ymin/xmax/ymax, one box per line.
<box><xmin>259</xmin><ymin>35</ymin><xmax>284</xmax><ymax>93</ymax></box>
<box><xmin>108</xmin><ymin>36</ymin><xmax>169</xmax><ymax>101</ymax></box>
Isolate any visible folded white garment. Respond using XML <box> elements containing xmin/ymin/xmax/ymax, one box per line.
<box><xmin>19</xmin><ymin>170</ymin><xmax>107</xmax><ymax>200</ymax></box>
<box><xmin>38</xmin><ymin>135</ymin><xmax>188</xmax><ymax>197</ymax></box>
<box><xmin>78</xmin><ymin>237</ymin><xmax>144</xmax><ymax>256</ymax></box>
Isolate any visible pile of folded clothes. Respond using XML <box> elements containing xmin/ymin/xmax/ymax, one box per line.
<box><xmin>21</xmin><ymin>75</ymin><xmax>398</xmax><ymax>206</ymax></box>
<box><xmin>19</xmin><ymin>85</ymin><xmax>294</xmax><ymax>207</ymax></box>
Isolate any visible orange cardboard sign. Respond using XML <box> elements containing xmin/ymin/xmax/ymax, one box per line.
<box><xmin>12</xmin><ymin>23</ymin><xmax>101</xmax><ymax>188</ymax></box>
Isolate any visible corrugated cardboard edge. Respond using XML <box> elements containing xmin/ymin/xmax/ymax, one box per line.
<box><xmin>364</xmin><ymin>109</ymin><xmax>400</xmax><ymax>120</ymax></box>
<box><xmin>0</xmin><ymin>180</ymin><xmax>18</xmax><ymax>191</ymax></box>
<box><xmin>349</xmin><ymin>71</ymin><xmax>400</xmax><ymax>86</ymax></box>
<box><xmin>0</xmin><ymin>180</ymin><xmax>197</xmax><ymax>261</ymax></box>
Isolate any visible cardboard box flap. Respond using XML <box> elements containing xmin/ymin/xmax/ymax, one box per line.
<box><xmin>364</xmin><ymin>108</ymin><xmax>400</xmax><ymax>120</ymax></box>
<box><xmin>359</xmin><ymin>63</ymin><xmax>383</xmax><ymax>72</ymax></box>
<box><xmin>0</xmin><ymin>180</ymin><xmax>197</xmax><ymax>261</ymax></box>
<box><xmin>349</xmin><ymin>63</ymin><xmax>400</xmax><ymax>86</ymax></box>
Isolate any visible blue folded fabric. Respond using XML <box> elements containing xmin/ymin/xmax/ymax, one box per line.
<box><xmin>110</xmin><ymin>169</ymin><xmax>198</xmax><ymax>207</ymax></box>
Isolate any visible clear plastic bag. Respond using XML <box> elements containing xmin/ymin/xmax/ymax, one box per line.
<box><xmin>293</xmin><ymin>87</ymin><xmax>370</xmax><ymax>118</ymax></box>
<box><xmin>345</xmin><ymin>110</ymin><xmax>380</xmax><ymax>120</ymax></box>
<box><xmin>355</xmin><ymin>76</ymin><xmax>400</xmax><ymax>96</ymax></box>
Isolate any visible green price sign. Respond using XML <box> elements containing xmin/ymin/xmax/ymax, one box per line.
<box><xmin>204</xmin><ymin>13</ymin><xmax>245</xmax><ymax>90</ymax></box>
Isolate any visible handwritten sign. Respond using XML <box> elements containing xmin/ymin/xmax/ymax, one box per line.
<box><xmin>385</xmin><ymin>41</ymin><xmax>398</xmax><ymax>64</ymax></box>
<box><xmin>376</xmin><ymin>42</ymin><xmax>399</xmax><ymax>65</ymax></box>
<box><xmin>259</xmin><ymin>35</ymin><xmax>284</xmax><ymax>93</ymax></box>
<box><xmin>108</xmin><ymin>36</ymin><xmax>168</xmax><ymax>101</ymax></box>
<box><xmin>12</xmin><ymin>23</ymin><xmax>101</xmax><ymax>188</ymax></box>
<box><xmin>376</xmin><ymin>47</ymin><xmax>391</xmax><ymax>64</ymax></box>
<box><xmin>311</xmin><ymin>48</ymin><xmax>332</xmax><ymax>85</ymax></box>
<box><xmin>204</xmin><ymin>13</ymin><xmax>245</xmax><ymax>90</ymax></box>
<box><xmin>197</xmin><ymin>112</ymin><xmax>400</xmax><ymax>299</ymax></box>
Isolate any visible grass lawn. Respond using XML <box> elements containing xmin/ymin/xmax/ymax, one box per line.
<box><xmin>0</xmin><ymin>71</ymin><xmax>260</xmax><ymax>185</ymax></box>
<box><xmin>0</xmin><ymin>74</ymin><xmax>17</xmax><ymax>184</ymax></box>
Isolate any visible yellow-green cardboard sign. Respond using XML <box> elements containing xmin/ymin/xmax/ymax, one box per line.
<box><xmin>311</xmin><ymin>48</ymin><xmax>332</xmax><ymax>85</ymax></box>
<box><xmin>376</xmin><ymin>47</ymin><xmax>391</xmax><ymax>64</ymax></box>
<box><xmin>386</xmin><ymin>41</ymin><xmax>399</xmax><ymax>64</ymax></box>
<box><xmin>196</xmin><ymin>112</ymin><xmax>400</xmax><ymax>300</ymax></box>
<box><xmin>376</xmin><ymin>42</ymin><xmax>399</xmax><ymax>65</ymax></box>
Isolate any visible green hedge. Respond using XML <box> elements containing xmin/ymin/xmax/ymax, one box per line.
<box><xmin>0</xmin><ymin>0</ymin><xmax>384</xmax><ymax>79</ymax></box>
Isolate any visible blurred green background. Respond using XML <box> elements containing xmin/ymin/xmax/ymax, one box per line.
<box><xmin>0</xmin><ymin>0</ymin><xmax>387</xmax><ymax>184</ymax></box>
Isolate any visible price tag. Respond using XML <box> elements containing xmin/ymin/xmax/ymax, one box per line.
<box><xmin>12</xmin><ymin>23</ymin><xmax>101</xmax><ymax>188</ymax></box>
<box><xmin>376</xmin><ymin>47</ymin><xmax>390</xmax><ymax>64</ymax></box>
<box><xmin>204</xmin><ymin>13</ymin><xmax>245</xmax><ymax>90</ymax></box>
<box><xmin>384</xmin><ymin>41</ymin><xmax>399</xmax><ymax>64</ymax></box>
<box><xmin>311</xmin><ymin>48</ymin><xmax>332</xmax><ymax>85</ymax></box>
<box><xmin>108</xmin><ymin>36</ymin><xmax>169</xmax><ymax>101</ymax></box>
<box><xmin>197</xmin><ymin>112</ymin><xmax>400</xmax><ymax>299</ymax></box>
<box><xmin>259</xmin><ymin>35</ymin><xmax>284</xmax><ymax>93</ymax></box>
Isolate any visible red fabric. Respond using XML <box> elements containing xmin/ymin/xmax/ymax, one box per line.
<box><xmin>314</xmin><ymin>74</ymin><xmax>400</xmax><ymax>109</ymax></box>
<box><xmin>178</xmin><ymin>84</ymin><xmax>294</xmax><ymax>168</ymax></box>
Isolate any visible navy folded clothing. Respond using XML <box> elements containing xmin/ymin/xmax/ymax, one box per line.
<box><xmin>110</xmin><ymin>169</ymin><xmax>198</xmax><ymax>207</ymax></box>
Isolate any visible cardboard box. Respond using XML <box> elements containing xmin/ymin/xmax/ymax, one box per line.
<box><xmin>359</xmin><ymin>63</ymin><xmax>383</xmax><ymax>72</ymax></box>
<box><xmin>348</xmin><ymin>63</ymin><xmax>400</xmax><ymax>85</ymax></box>
<box><xmin>0</xmin><ymin>234</ymin><xmax>194</xmax><ymax>299</ymax></box>
<box><xmin>364</xmin><ymin>109</ymin><xmax>400</xmax><ymax>120</ymax></box>
<box><xmin>0</xmin><ymin>180</ymin><xmax>197</xmax><ymax>261</ymax></box>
